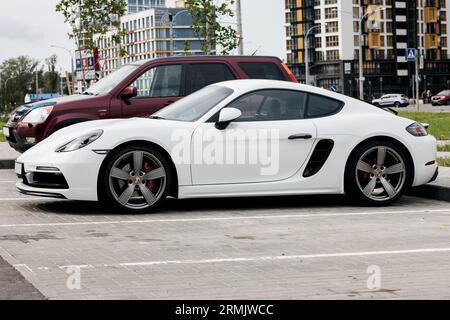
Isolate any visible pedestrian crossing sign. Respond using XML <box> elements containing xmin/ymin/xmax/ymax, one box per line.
<box><xmin>407</xmin><ymin>48</ymin><xmax>416</xmax><ymax>62</ymax></box>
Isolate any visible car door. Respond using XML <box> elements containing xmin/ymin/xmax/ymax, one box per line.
<box><xmin>191</xmin><ymin>89</ymin><xmax>317</xmax><ymax>185</ymax></box>
<box><xmin>380</xmin><ymin>95</ymin><xmax>390</xmax><ymax>106</ymax></box>
<box><xmin>185</xmin><ymin>62</ymin><xmax>236</xmax><ymax>95</ymax></box>
<box><xmin>121</xmin><ymin>63</ymin><xmax>185</xmax><ymax>118</ymax></box>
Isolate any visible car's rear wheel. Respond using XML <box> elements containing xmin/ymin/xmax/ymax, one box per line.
<box><xmin>394</xmin><ymin>101</ymin><xmax>401</xmax><ymax>108</ymax></box>
<box><xmin>100</xmin><ymin>144</ymin><xmax>172</xmax><ymax>213</ymax></box>
<box><xmin>345</xmin><ymin>140</ymin><xmax>413</xmax><ymax>206</ymax></box>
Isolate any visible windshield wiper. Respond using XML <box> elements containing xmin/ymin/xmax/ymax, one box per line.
<box><xmin>83</xmin><ymin>91</ymin><xmax>95</xmax><ymax>96</ymax></box>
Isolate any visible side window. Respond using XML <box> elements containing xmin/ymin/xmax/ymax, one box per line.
<box><xmin>238</xmin><ymin>62</ymin><xmax>285</xmax><ymax>81</ymax></box>
<box><xmin>305</xmin><ymin>94</ymin><xmax>343</xmax><ymax>118</ymax></box>
<box><xmin>131</xmin><ymin>64</ymin><xmax>182</xmax><ymax>98</ymax></box>
<box><xmin>188</xmin><ymin>63</ymin><xmax>235</xmax><ymax>94</ymax></box>
<box><xmin>227</xmin><ymin>90</ymin><xmax>306</xmax><ymax>122</ymax></box>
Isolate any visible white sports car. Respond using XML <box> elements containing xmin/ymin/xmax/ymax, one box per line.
<box><xmin>15</xmin><ymin>80</ymin><xmax>438</xmax><ymax>212</ymax></box>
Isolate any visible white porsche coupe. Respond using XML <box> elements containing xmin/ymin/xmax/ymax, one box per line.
<box><xmin>15</xmin><ymin>80</ymin><xmax>438</xmax><ymax>212</ymax></box>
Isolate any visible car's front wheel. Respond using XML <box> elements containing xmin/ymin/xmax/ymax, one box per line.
<box><xmin>99</xmin><ymin>144</ymin><xmax>172</xmax><ymax>213</ymax></box>
<box><xmin>345</xmin><ymin>140</ymin><xmax>413</xmax><ymax>206</ymax></box>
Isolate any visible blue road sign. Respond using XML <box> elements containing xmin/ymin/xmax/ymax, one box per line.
<box><xmin>330</xmin><ymin>84</ymin><xmax>337</xmax><ymax>92</ymax></box>
<box><xmin>407</xmin><ymin>48</ymin><xmax>416</xmax><ymax>62</ymax></box>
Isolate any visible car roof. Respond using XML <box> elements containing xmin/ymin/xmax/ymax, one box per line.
<box><xmin>131</xmin><ymin>55</ymin><xmax>283</xmax><ymax>66</ymax></box>
<box><xmin>213</xmin><ymin>79</ymin><xmax>350</xmax><ymax>100</ymax></box>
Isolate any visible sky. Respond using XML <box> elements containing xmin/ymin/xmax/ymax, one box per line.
<box><xmin>0</xmin><ymin>0</ymin><xmax>286</xmax><ymax>72</ymax></box>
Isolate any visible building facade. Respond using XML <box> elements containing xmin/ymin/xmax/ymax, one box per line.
<box><xmin>127</xmin><ymin>0</ymin><xmax>166</xmax><ymax>13</ymax></box>
<box><xmin>96</xmin><ymin>7</ymin><xmax>212</xmax><ymax>76</ymax></box>
<box><xmin>285</xmin><ymin>0</ymin><xmax>450</xmax><ymax>98</ymax></box>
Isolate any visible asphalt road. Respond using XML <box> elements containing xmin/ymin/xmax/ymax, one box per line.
<box><xmin>1</xmin><ymin>169</ymin><xmax>450</xmax><ymax>300</ymax></box>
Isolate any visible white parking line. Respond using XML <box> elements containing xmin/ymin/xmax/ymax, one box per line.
<box><xmin>0</xmin><ymin>181</ymin><xmax>19</xmax><ymax>183</ymax></box>
<box><xmin>52</xmin><ymin>247</ymin><xmax>450</xmax><ymax>269</ymax></box>
<box><xmin>0</xmin><ymin>208</ymin><xmax>449</xmax><ymax>228</ymax></box>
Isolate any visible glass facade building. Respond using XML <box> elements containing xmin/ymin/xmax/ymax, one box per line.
<box><xmin>127</xmin><ymin>0</ymin><xmax>166</xmax><ymax>13</ymax></box>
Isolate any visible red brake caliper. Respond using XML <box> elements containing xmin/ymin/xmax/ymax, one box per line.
<box><xmin>143</xmin><ymin>162</ymin><xmax>156</xmax><ymax>192</ymax></box>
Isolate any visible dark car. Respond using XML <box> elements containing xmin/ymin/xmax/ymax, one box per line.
<box><xmin>431</xmin><ymin>90</ymin><xmax>450</xmax><ymax>106</ymax></box>
<box><xmin>4</xmin><ymin>56</ymin><xmax>297</xmax><ymax>152</ymax></box>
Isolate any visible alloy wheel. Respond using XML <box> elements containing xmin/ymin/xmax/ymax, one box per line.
<box><xmin>108</xmin><ymin>151</ymin><xmax>167</xmax><ymax>209</ymax></box>
<box><xmin>355</xmin><ymin>146</ymin><xmax>406</xmax><ymax>202</ymax></box>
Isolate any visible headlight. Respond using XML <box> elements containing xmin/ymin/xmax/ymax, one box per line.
<box><xmin>21</xmin><ymin>105</ymin><xmax>54</xmax><ymax>124</ymax></box>
<box><xmin>406</xmin><ymin>122</ymin><xmax>428</xmax><ymax>137</ymax></box>
<box><xmin>55</xmin><ymin>130</ymin><xmax>103</xmax><ymax>152</ymax></box>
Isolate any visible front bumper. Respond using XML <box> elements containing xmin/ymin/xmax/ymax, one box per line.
<box><xmin>4</xmin><ymin>123</ymin><xmax>42</xmax><ymax>153</ymax></box>
<box><xmin>15</xmin><ymin>148</ymin><xmax>107</xmax><ymax>201</ymax></box>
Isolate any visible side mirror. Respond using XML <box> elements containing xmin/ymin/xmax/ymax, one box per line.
<box><xmin>215</xmin><ymin>107</ymin><xmax>242</xmax><ymax>130</ymax></box>
<box><xmin>121</xmin><ymin>86</ymin><xmax>138</xmax><ymax>100</ymax></box>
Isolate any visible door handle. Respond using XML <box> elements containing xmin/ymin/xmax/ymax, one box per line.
<box><xmin>288</xmin><ymin>134</ymin><xmax>312</xmax><ymax>140</ymax></box>
<box><xmin>98</xmin><ymin>109</ymin><xmax>108</xmax><ymax>118</ymax></box>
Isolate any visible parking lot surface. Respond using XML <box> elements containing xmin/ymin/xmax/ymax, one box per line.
<box><xmin>0</xmin><ymin>169</ymin><xmax>450</xmax><ymax>299</ymax></box>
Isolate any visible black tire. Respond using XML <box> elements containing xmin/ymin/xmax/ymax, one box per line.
<box><xmin>99</xmin><ymin>143</ymin><xmax>173</xmax><ymax>213</ymax></box>
<box><xmin>373</xmin><ymin>103</ymin><xmax>380</xmax><ymax>108</ymax></box>
<box><xmin>394</xmin><ymin>102</ymin><xmax>401</xmax><ymax>108</ymax></box>
<box><xmin>345</xmin><ymin>139</ymin><xmax>413</xmax><ymax>206</ymax></box>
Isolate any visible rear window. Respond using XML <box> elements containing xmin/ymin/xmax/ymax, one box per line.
<box><xmin>305</xmin><ymin>94</ymin><xmax>344</xmax><ymax>118</ymax></box>
<box><xmin>188</xmin><ymin>63</ymin><xmax>235</xmax><ymax>94</ymax></box>
<box><xmin>238</xmin><ymin>62</ymin><xmax>286</xmax><ymax>81</ymax></box>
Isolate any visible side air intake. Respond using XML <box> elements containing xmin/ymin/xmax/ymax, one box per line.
<box><xmin>303</xmin><ymin>139</ymin><xmax>334</xmax><ymax>178</ymax></box>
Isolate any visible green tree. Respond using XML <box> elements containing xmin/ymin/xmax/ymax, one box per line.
<box><xmin>185</xmin><ymin>0</ymin><xmax>238</xmax><ymax>55</ymax></box>
<box><xmin>0</xmin><ymin>56</ymin><xmax>38</xmax><ymax>110</ymax></box>
<box><xmin>42</xmin><ymin>55</ymin><xmax>60</xmax><ymax>93</ymax></box>
<box><xmin>55</xmin><ymin>0</ymin><xmax>128</xmax><ymax>56</ymax></box>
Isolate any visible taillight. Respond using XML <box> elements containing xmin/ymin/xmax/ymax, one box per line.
<box><xmin>406</xmin><ymin>122</ymin><xmax>428</xmax><ymax>137</ymax></box>
<box><xmin>281</xmin><ymin>63</ymin><xmax>298</xmax><ymax>83</ymax></box>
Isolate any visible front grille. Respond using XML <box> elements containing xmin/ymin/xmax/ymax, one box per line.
<box><xmin>23</xmin><ymin>171</ymin><xmax>69</xmax><ymax>189</ymax></box>
<box><xmin>303</xmin><ymin>140</ymin><xmax>335</xmax><ymax>178</ymax></box>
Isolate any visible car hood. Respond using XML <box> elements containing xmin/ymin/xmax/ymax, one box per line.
<box><xmin>7</xmin><ymin>94</ymin><xmax>104</xmax><ymax>124</ymax></box>
<box><xmin>19</xmin><ymin>117</ymin><xmax>196</xmax><ymax>157</ymax></box>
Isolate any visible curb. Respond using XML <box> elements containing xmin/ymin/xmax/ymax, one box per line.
<box><xmin>408</xmin><ymin>184</ymin><xmax>450</xmax><ymax>203</ymax></box>
<box><xmin>0</xmin><ymin>159</ymin><xmax>15</xmax><ymax>170</ymax></box>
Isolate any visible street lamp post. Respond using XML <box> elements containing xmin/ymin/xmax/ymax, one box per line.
<box><xmin>305</xmin><ymin>24</ymin><xmax>322</xmax><ymax>86</ymax></box>
<box><xmin>168</xmin><ymin>10</ymin><xmax>189</xmax><ymax>56</ymax></box>
<box><xmin>50</xmin><ymin>45</ymin><xmax>75</xmax><ymax>95</ymax></box>
<box><xmin>358</xmin><ymin>6</ymin><xmax>385</xmax><ymax>101</ymax></box>
<box><xmin>236</xmin><ymin>0</ymin><xmax>244</xmax><ymax>55</ymax></box>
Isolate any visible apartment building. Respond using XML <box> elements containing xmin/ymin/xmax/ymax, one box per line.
<box><xmin>127</xmin><ymin>0</ymin><xmax>166</xmax><ymax>13</ymax></box>
<box><xmin>285</xmin><ymin>0</ymin><xmax>450</xmax><ymax>98</ymax></box>
<box><xmin>96</xmin><ymin>7</ymin><xmax>210</xmax><ymax>76</ymax></box>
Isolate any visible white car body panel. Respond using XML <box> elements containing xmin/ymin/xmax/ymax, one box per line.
<box><xmin>16</xmin><ymin>80</ymin><xmax>437</xmax><ymax>202</ymax></box>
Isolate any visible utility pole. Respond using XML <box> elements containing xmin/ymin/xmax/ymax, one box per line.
<box><xmin>305</xmin><ymin>24</ymin><xmax>322</xmax><ymax>86</ymax></box>
<box><xmin>36</xmin><ymin>66</ymin><xmax>39</xmax><ymax>96</ymax></box>
<box><xmin>236</xmin><ymin>0</ymin><xmax>244</xmax><ymax>55</ymax></box>
<box><xmin>415</xmin><ymin>50</ymin><xmax>420</xmax><ymax>112</ymax></box>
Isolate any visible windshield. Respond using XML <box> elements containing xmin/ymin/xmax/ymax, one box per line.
<box><xmin>438</xmin><ymin>90</ymin><xmax>450</xmax><ymax>95</ymax></box>
<box><xmin>84</xmin><ymin>64</ymin><xmax>139</xmax><ymax>96</ymax></box>
<box><xmin>153</xmin><ymin>86</ymin><xmax>234</xmax><ymax>122</ymax></box>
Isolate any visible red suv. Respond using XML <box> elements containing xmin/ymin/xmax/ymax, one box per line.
<box><xmin>4</xmin><ymin>56</ymin><xmax>297</xmax><ymax>152</ymax></box>
<box><xmin>431</xmin><ymin>90</ymin><xmax>450</xmax><ymax>106</ymax></box>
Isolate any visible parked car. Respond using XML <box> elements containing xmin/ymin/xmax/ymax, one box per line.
<box><xmin>15</xmin><ymin>80</ymin><xmax>437</xmax><ymax>212</ymax></box>
<box><xmin>3</xmin><ymin>56</ymin><xmax>297</xmax><ymax>153</ymax></box>
<box><xmin>431</xmin><ymin>90</ymin><xmax>450</xmax><ymax>106</ymax></box>
<box><xmin>372</xmin><ymin>94</ymin><xmax>409</xmax><ymax>108</ymax></box>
